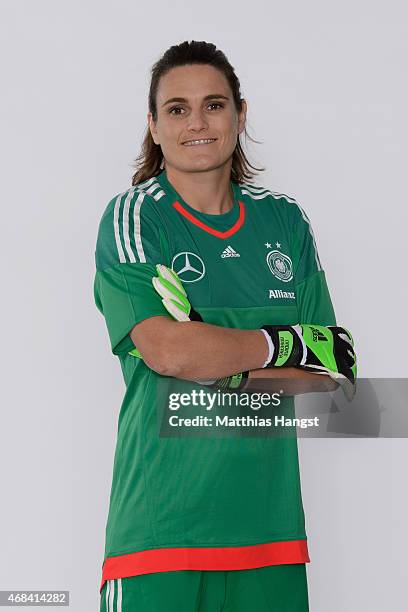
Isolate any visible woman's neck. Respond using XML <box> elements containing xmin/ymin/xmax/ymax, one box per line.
<box><xmin>164</xmin><ymin>164</ymin><xmax>234</xmax><ymax>215</ymax></box>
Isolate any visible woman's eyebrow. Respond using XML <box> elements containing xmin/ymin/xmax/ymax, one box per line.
<box><xmin>162</xmin><ymin>94</ymin><xmax>229</xmax><ymax>107</ymax></box>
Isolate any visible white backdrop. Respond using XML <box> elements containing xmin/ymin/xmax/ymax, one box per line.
<box><xmin>1</xmin><ymin>1</ymin><xmax>407</xmax><ymax>610</ymax></box>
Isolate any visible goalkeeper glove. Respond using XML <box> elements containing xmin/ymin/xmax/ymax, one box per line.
<box><xmin>260</xmin><ymin>324</ymin><xmax>357</xmax><ymax>399</ymax></box>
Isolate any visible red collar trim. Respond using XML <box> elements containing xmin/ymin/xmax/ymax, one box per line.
<box><xmin>172</xmin><ymin>200</ymin><xmax>245</xmax><ymax>239</ymax></box>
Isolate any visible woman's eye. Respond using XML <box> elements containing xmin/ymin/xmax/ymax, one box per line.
<box><xmin>169</xmin><ymin>102</ymin><xmax>224</xmax><ymax>116</ymax></box>
<box><xmin>169</xmin><ymin>106</ymin><xmax>185</xmax><ymax>115</ymax></box>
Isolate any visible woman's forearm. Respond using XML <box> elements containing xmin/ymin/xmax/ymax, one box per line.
<box><xmin>131</xmin><ymin>317</ymin><xmax>268</xmax><ymax>378</ymax></box>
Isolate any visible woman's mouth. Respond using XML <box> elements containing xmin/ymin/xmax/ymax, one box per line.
<box><xmin>182</xmin><ymin>138</ymin><xmax>217</xmax><ymax>146</ymax></box>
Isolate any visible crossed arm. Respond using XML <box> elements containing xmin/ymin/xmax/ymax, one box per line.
<box><xmin>130</xmin><ymin>316</ymin><xmax>338</xmax><ymax>395</ymax></box>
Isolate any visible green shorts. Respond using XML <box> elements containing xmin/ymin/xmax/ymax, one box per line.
<box><xmin>100</xmin><ymin>563</ymin><xmax>309</xmax><ymax>612</ymax></box>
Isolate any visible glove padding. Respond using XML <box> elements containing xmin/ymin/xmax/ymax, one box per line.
<box><xmin>152</xmin><ymin>264</ymin><xmax>203</xmax><ymax>322</ymax></box>
<box><xmin>261</xmin><ymin>324</ymin><xmax>357</xmax><ymax>400</ymax></box>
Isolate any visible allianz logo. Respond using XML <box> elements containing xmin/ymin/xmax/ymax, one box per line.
<box><xmin>221</xmin><ymin>245</ymin><xmax>240</xmax><ymax>258</ymax></box>
<box><xmin>269</xmin><ymin>289</ymin><xmax>296</xmax><ymax>299</ymax></box>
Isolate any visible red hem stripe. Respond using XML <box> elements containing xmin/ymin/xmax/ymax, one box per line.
<box><xmin>99</xmin><ymin>540</ymin><xmax>309</xmax><ymax>593</ymax></box>
<box><xmin>172</xmin><ymin>201</ymin><xmax>245</xmax><ymax>238</ymax></box>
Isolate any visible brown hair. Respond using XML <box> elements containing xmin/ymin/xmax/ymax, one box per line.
<box><xmin>131</xmin><ymin>40</ymin><xmax>264</xmax><ymax>186</ymax></box>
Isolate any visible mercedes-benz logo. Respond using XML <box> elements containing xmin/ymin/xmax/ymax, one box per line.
<box><xmin>171</xmin><ymin>252</ymin><xmax>206</xmax><ymax>283</ymax></box>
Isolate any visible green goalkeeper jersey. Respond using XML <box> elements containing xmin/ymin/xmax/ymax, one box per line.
<box><xmin>94</xmin><ymin>169</ymin><xmax>336</xmax><ymax>591</ymax></box>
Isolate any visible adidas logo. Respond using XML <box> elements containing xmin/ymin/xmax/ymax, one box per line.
<box><xmin>221</xmin><ymin>245</ymin><xmax>240</xmax><ymax>258</ymax></box>
<box><xmin>310</xmin><ymin>327</ymin><xmax>328</xmax><ymax>342</ymax></box>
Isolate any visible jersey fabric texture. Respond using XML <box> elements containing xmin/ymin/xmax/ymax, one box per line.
<box><xmin>94</xmin><ymin>170</ymin><xmax>336</xmax><ymax>593</ymax></box>
<box><xmin>100</xmin><ymin>564</ymin><xmax>309</xmax><ymax>612</ymax></box>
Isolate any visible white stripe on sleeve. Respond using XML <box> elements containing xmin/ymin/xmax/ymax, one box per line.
<box><xmin>113</xmin><ymin>196</ymin><xmax>127</xmax><ymax>263</ymax></box>
<box><xmin>133</xmin><ymin>191</ymin><xmax>147</xmax><ymax>263</ymax></box>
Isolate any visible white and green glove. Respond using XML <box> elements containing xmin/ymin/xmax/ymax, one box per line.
<box><xmin>260</xmin><ymin>324</ymin><xmax>357</xmax><ymax>400</ymax></box>
<box><xmin>152</xmin><ymin>264</ymin><xmax>202</xmax><ymax>322</ymax></box>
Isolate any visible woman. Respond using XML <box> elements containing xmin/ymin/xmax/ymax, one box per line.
<box><xmin>94</xmin><ymin>40</ymin><xmax>356</xmax><ymax>612</ymax></box>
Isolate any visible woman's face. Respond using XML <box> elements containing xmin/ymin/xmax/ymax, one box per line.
<box><xmin>148</xmin><ymin>64</ymin><xmax>247</xmax><ymax>174</ymax></box>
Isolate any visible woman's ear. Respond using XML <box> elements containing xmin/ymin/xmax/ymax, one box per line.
<box><xmin>147</xmin><ymin>112</ymin><xmax>160</xmax><ymax>145</ymax></box>
<box><xmin>238</xmin><ymin>99</ymin><xmax>247</xmax><ymax>135</ymax></box>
